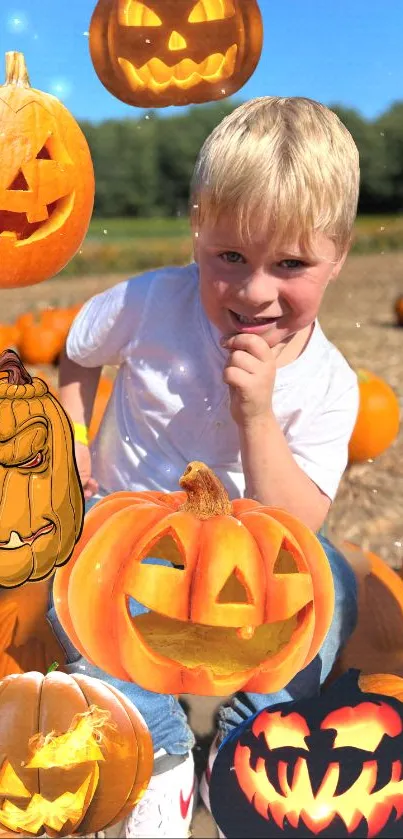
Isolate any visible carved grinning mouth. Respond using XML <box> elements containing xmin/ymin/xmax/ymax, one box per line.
<box><xmin>118</xmin><ymin>44</ymin><xmax>238</xmax><ymax>90</ymax></box>
<box><xmin>0</xmin><ymin>194</ymin><xmax>75</xmax><ymax>243</ymax></box>
<box><xmin>0</xmin><ymin>522</ymin><xmax>54</xmax><ymax>549</ymax></box>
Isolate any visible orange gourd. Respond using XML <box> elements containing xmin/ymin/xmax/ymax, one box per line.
<box><xmin>0</xmin><ymin>670</ymin><xmax>153</xmax><ymax>836</ymax></box>
<box><xmin>89</xmin><ymin>0</ymin><xmax>263</xmax><ymax>108</ymax></box>
<box><xmin>89</xmin><ymin>376</ymin><xmax>114</xmax><ymax>442</ymax></box>
<box><xmin>348</xmin><ymin>369</ymin><xmax>400</xmax><ymax>463</ymax></box>
<box><xmin>54</xmin><ymin>461</ymin><xmax>334</xmax><ymax>697</ymax></box>
<box><xmin>0</xmin><ymin>52</ymin><xmax>94</xmax><ymax>288</ymax></box>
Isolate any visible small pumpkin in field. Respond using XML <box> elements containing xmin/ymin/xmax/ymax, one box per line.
<box><xmin>0</xmin><ymin>670</ymin><xmax>153</xmax><ymax>837</ymax></box>
<box><xmin>394</xmin><ymin>295</ymin><xmax>403</xmax><ymax>327</ymax></box>
<box><xmin>0</xmin><ymin>52</ymin><xmax>94</xmax><ymax>289</ymax></box>
<box><xmin>89</xmin><ymin>0</ymin><xmax>264</xmax><ymax>109</ymax></box>
<box><xmin>89</xmin><ymin>376</ymin><xmax>114</xmax><ymax>442</ymax></box>
<box><xmin>209</xmin><ymin>669</ymin><xmax>403</xmax><ymax>839</ymax></box>
<box><xmin>348</xmin><ymin>369</ymin><xmax>400</xmax><ymax>463</ymax></box>
<box><xmin>0</xmin><ymin>349</ymin><xmax>84</xmax><ymax>588</ymax></box>
<box><xmin>54</xmin><ymin>461</ymin><xmax>334</xmax><ymax>697</ymax></box>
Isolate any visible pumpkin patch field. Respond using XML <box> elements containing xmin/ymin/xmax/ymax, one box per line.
<box><xmin>0</xmin><ymin>247</ymin><xmax>401</xmax><ymax>838</ymax></box>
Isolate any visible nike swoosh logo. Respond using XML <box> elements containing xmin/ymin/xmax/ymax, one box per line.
<box><xmin>180</xmin><ymin>777</ymin><xmax>196</xmax><ymax>820</ymax></box>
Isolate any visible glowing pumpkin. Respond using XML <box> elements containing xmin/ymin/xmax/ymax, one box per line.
<box><xmin>89</xmin><ymin>0</ymin><xmax>264</xmax><ymax>108</ymax></box>
<box><xmin>0</xmin><ymin>349</ymin><xmax>84</xmax><ymax>588</ymax></box>
<box><xmin>0</xmin><ymin>670</ymin><xmax>153</xmax><ymax>837</ymax></box>
<box><xmin>53</xmin><ymin>461</ymin><xmax>334</xmax><ymax>697</ymax></box>
<box><xmin>209</xmin><ymin>670</ymin><xmax>403</xmax><ymax>838</ymax></box>
<box><xmin>348</xmin><ymin>369</ymin><xmax>400</xmax><ymax>463</ymax></box>
<box><xmin>0</xmin><ymin>52</ymin><xmax>94</xmax><ymax>289</ymax></box>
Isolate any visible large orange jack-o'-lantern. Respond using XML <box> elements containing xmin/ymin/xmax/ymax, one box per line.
<box><xmin>53</xmin><ymin>461</ymin><xmax>334</xmax><ymax>696</ymax></box>
<box><xmin>210</xmin><ymin>670</ymin><xmax>403</xmax><ymax>838</ymax></box>
<box><xmin>0</xmin><ymin>670</ymin><xmax>153</xmax><ymax>836</ymax></box>
<box><xmin>0</xmin><ymin>350</ymin><xmax>84</xmax><ymax>588</ymax></box>
<box><xmin>89</xmin><ymin>0</ymin><xmax>264</xmax><ymax>108</ymax></box>
<box><xmin>0</xmin><ymin>52</ymin><xmax>94</xmax><ymax>289</ymax></box>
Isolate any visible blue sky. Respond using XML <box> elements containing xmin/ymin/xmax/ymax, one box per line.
<box><xmin>0</xmin><ymin>0</ymin><xmax>401</xmax><ymax>123</ymax></box>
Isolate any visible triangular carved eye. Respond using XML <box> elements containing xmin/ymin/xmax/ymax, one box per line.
<box><xmin>217</xmin><ymin>569</ymin><xmax>251</xmax><ymax>604</ymax></box>
<box><xmin>7</xmin><ymin>170</ymin><xmax>29</xmax><ymax>191</ymax></box>
<box><xmin>36</xmin><ymin>144</ymin><xmax>52</xmax><ymax>160</ymax></box>
<box><xmin>0</xmin><ymin>759</ymin><xmax>31</xmax><ymax>798</ymax></box>
<box><xmin>273</xmin><ymin>546</ymin><xmax>299</xmax><ymax>574</ymax></box>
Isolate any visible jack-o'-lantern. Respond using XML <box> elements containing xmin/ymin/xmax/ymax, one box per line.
<box><xmin>0</xmin><ymin>350</ymin><xmax>84</xmax><ymax>588</ymax></box>
<box><xmin>89</xmin><ymin>0</ymin><xmax>264</xmax><ymax>108</ymax></box>
<box><xmin>53</xmin><ymin>461</ymin><xmax>334</xmax><ymax>696</ymax></box>
<box><xmin>210</xmin><ymin>669</ymin><xmax>403</xmax><ymax>838</ymax></box>
<box><xmin>0</xmin><ymin>52</ymin><xmax>94</xmax><ymax>289</ymax></box>
<box><xmin>0</xmin><ymin>670</ymin><xmax>153</xmax><ymax>836</ymax></box>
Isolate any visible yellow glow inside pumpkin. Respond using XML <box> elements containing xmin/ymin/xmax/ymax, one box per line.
<box><xmin>123</xmin><ymin>2</ymin><xmax>162</xmax><ymax>26</ymax></box>
<box><xmin>188</xmin><ymin>0</ymin><xmax>236</xmax><ymax>23</ymax></box>
<box><xmin>0</xmin><ymin>769</ymin><xmax>99</xmax><ymax>834</ymax></box>
<box><xmin>25</xmin><ymin>706</ymin><xmax>111</xmax><ymax>769</ymax></box>
<box><xmin>118</xmin><ymin>43</ymin><xmax>238</xmax><ymax>90</ymax></box>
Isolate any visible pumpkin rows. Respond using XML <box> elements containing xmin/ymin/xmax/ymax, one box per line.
<box><xmin>0</xmin><ymin>304</ymin><xmax>82</xmax><ymax>366</ymax></box>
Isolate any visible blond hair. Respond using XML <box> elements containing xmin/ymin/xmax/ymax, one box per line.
<box><xmin>190</xmin><ymin>96</ymin><xmax>360</xmax><ymax>259</ymax></box>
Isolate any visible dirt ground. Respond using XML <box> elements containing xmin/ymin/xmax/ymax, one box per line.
<box><xmin>3</xmin><ymin>250</ymin><xmax>403</xmax><ymax>837</ymax></box>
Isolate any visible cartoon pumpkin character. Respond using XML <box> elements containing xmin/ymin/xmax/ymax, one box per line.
<box><xmin>0</xmin><ymin>670</ymin><xmax>153</xmax><ymax>836</ymax></box>
<box><xmin>53</xmin><ymin>461</ymin><xmax>334</xmax><ymax>697</ymax></box>
<box><xmin>89</xmin><ymin>0</ymin><xmax>264</xmax><ymax>108</ymax></box>
<box><xmin>0</xmin><ymin>51</ymin><xmax>94</xmax><ymax>289</ymax></box>
<box><xmin>209</xmin><ymin>670</ymin><xmax>403</xmax><ymax>838</ymax></box>
<box><xmin>0</xmin><ymin>349</ymin><xmax>84</xmax><ymax>588</ymax></box>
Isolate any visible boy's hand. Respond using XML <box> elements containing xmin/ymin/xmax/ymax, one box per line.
<box><xmin>74</xmin><ymin>442</ymin><xmax>99</xmax><ymax>500</ymax></box>
<box><xmin>221</xmin><ymin>333</ymin><xmax>276</xmax><ymax>426</ymax></box>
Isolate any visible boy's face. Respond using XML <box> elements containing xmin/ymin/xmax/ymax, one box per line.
<box><xmin>194</xmin><ymin>218</ymin><xmax>347</xmax><ymax>351</ymax></box>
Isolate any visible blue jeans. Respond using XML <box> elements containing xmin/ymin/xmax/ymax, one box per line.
<box><xmin>47</xmin><ymin>495</ymin><xmax>357</xmax><ymax>756</ymax></box>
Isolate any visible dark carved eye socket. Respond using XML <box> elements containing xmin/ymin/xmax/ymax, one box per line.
<box><xmin>36</xmin><ymin>144</ymin><xmax>52</xmax><ymax>160</ymax></box>
<box><xmin>273</xmin><ymin>544</ymin><xmax>299</xmax><ymax>574</ymax></box>
<box><xmin>7</xmin><ymin>171</ymin><xmax>30</xmax><ymax>190</ymax></box>
<box><xmin>217</xmin><ymin>569</ymin><xmax>251</xmax><ymax>604</ymax></box>
<box><xmin>140</xmin><ymin>533</ymin><xmax>185</xmax><ymax>569</ymax></box>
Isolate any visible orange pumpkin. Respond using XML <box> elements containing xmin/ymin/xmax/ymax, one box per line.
<box><xmin>395</xmin><ymin>295</ymin><xmax>403</xmax><ymax>327</ymax></box>
<box><xmin>359</xmin><ymin>673</ymin><xmax>403</xmax><ymax>702</ymax></box>
<box><xmin>89</xmin><ymin>376</ymin><xmax>114</xmax><ymax>442</ymax></box>
<box><xmin>0</xmin><ymin>52</ymin><xmax>94</xmax><ymax>289</ymax></box>
<box><xmin>89</xmin><ymin>0</ymin><xmax>264</xmax><ymax>108</ymax></box>
<box><xmin>54</xmin><ymin>461</ymin><xmax>334</xmax><ymax>697</ymax></box>
<box><xmin>0</xmin><ymin>670</ymin><xmax>153</xmax><ymax>837</ymax></box>
<box><xmin>0</xmin><ymin>579</ymin><xmax>66</xmax><ymax>677</ymax></box>
<box><xmin>348</xmin><ymin>369</ymin><xmax>400</xmax><ymax>463</ymax></box>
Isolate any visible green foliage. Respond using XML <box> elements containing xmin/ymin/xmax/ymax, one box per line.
<box><xmin>79</xmin><ymin>99</ymin><xmax>403</xmax><ymax>220</ymax></box>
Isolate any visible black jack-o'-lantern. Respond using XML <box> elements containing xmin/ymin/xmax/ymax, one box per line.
<box><xmin>89</xmin><ymin>0</ymin><xmax>264</xmax><ymax>108</ymax></box>
<box><xmin>209</xmin><ymin>670</ymin><xmax>403</xmax><ymax>838</ymax></box>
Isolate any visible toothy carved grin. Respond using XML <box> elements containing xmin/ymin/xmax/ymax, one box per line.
<box><xmin>0</xmin><ymin>522</ymin><xmax>54</xmax><ymax>549</ymax></box>
<box><xmin>118</xmin><ymin>44</ymin><xmax>238</xmax><ymax>90</ymax></box>
<box><xmin>0</xmin><ymin>193</ymin><xmax>75</xmax><ymax>243</ymax></box>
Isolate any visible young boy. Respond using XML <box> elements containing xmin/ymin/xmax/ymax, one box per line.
<box><xmin>49</xmin><ymin>96</ymin><xmax>360</xmax><ymax>838</ymax></box>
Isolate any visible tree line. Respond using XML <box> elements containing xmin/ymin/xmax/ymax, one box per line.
<box><xmin>80</xmin><ymin>100</ymin><xmax>403</xmax><ymax>218</ymax></box>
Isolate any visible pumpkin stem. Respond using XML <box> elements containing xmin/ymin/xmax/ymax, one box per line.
<box><xmin>0</xmin><ymin>349</ymin><xmax>32</xmax><ymax>385</ymax></box>
<box><xmin>179</xmin><ymin>461</ymin><xmax>232</xmax><ymax>519</ymax></box>
<box><xmin>46</xmin><ymin>662</ymin><xmax>59</xmax><ymax>674</ymax></box>
<box><xmin>4</xmin><ymin>51</ymin><xmax>31</xmax><ymax>88</ymax></box>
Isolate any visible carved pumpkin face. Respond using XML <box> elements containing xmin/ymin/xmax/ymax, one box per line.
<box><xmin>0</xmin><ymin>52</ymin><xmax>94</xmax><ymax>289</ymax></box>
<box><xmin>0</xmin><ymin>670</ymin><xmax>153</xmax><ymax>836</ymax></box>
<box><xmin>89</xmin><ymin>0</ymin><xmax>264</xmax><ymax>107</ymax></box>
<box><xmin>0</xmin><ymin>350</ymin><xmax>84</xmax><ymax>588</ymax></box>
<box><xmin>210</xmin><ymin>670</ymin><xmax>403</xmax><ymax>838</ymax></box>
<box><xmin>53</xmin><ymin>462</ymin><xmax>334</xmax><ymax>697</ymax></box>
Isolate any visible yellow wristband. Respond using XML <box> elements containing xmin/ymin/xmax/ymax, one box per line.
<box><xmin>73</xmin><ymin>422</ymin><xmax>89</xmax><ymax>445</ymax></box>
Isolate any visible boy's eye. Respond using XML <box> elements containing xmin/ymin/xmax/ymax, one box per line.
<box><xmin>220</xmin><ymin>251</ymin><xmax>245</xmax><ymax>264</ymax></box>
<box><xmin>279</xmin><ymin>259</ymin><xmax>306</xmax><ymax>270</ymax></box>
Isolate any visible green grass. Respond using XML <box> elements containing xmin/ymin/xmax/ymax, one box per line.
<box><xmin>88</xmin><ymin>217</ymin><xmax>191</xmax><ymax>241</ymax></box>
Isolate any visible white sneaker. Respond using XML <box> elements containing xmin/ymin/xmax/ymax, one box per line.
<box><xmin>124</xmin><ymin>751</ymin><xmax>196</xmax><ymax>838</ymax></box>
<box><xmin>200</xmin><ymin>737</ymin><xmax>225</xmax><ymax>838</ymax></box>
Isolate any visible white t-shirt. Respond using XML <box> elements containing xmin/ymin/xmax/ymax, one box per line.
<box><xmin>67</xmin><ymin>263</ymin><xmax>359</xmax><ymax>502</ymax></box>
